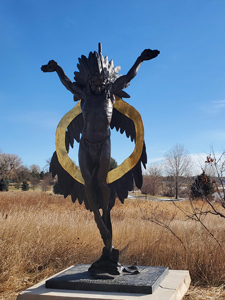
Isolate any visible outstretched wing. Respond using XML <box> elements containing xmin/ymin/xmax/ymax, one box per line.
<box><xmin>109</xmin><ymin>106</ymin><xmax>147</xmax><ymax>209</ymax></box>
<box><xmin>50</xmin><ymin>151</ymin><xmax>88</xmax><ymax>207</ymax></box>
<box><xmin>50</xmin><ymin>99</ymin><xmax>147</xmax><ymax>211</ymax></box>
<box><xmin>50</xmin><ymin>113</ymin><xmax>89</xmax><ymax>209</ymax></box>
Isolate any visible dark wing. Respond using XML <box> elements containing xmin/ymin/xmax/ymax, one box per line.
<box><xmin>50</xmin><ymin>106</ymin><xmax>147</xmax><ymax>211</ymax></box>
<box><xmin>109</xmin><ymin>107</ymin><xmax>147</xmax><ymax>209</ymax></box>
<box><xmin>50</xmin><ymin>113</ymin><xmax>89</xmax><ymax>209</ymax></box>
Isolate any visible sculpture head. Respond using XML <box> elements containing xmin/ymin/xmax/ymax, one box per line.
<box><xmin>74</xmin><ymin>44</ymin><xmax>121</xmax><ymax>90</ymax></box>
<box><xmin>90</xmin><ymin>75</ymin><xmax>106</xmax><ymax>94</ymax></box>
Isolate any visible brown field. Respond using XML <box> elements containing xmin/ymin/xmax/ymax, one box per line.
<box><xmin>0</xmin><ymin>191</ymin><xmax>225</xmax><ymax>300</ymax></box>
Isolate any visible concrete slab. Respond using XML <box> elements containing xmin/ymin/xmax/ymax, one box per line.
<box><xmin>17</xmin><ymin>266</ymin><xmax>191</xmax><ymax>300</ymax></box>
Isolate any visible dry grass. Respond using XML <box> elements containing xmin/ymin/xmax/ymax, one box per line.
<box><xmin>0</xmin><ymin>192</ymin><xmax>225</xmax><ymax>299</ymax></box>
<box><xmin>185</xmin><ymin>285</ymin><xmax>225</xmax><ymax>299</ymax></box>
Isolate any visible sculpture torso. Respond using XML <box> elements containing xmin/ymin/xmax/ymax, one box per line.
<box><xmin>81</xmin><ymin>85</ymin><xmax>114</xmax><ymax>143</ymax></box>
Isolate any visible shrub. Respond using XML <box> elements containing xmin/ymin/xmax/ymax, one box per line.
<box><xmin>21</xmin><ymin>180</ymin><xmax>29</xmax><ymax>191</ymax></box>
<box><xmin>191</xmin><ymin>171</ymin><xmax>214</xmax><ymax>198</ymax></box>
<box><xmin>0</xmin><ymin>179</ymin><xmax>8</xmax><ymax>191</ymax></box>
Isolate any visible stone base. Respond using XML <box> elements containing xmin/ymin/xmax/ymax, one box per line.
<box><xmin>17</xmin><ymin>265</ymin><xmax>191</xmax><ymax>300</ymax></box>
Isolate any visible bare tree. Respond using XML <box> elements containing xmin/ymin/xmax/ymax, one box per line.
<box><xmin>16</xmin><ymin>166</ymin><xmax>30</xmax><ymax>182</ymax></box>
<box><xmin>172</xmin><ymin>150</ymin><xmax>225</xmax><ymax>247</ymax></box>
<box><xmin>200</xmin><ymin>152</ymin><xmax>225</xmax><ymax>214</ymax></box>
<box><xmin>30</xmin><ymin>176</ymin><xmax>40</xmax><ymax>191</ymax></box>
<box><xmin>0</xmin><ymin>153</ymin><xmax>22</xmax><ymax>180</ymax></box>
<box><xmin>141</xmin><ymin>164</ymin><xmax>162</xmax><ymax>196</ymax></box>
<box><xmin>41</xmin><ymin>173</ymin><xmax>54</xmax><ymax>192</ymax></box>
<box><xmin>43</xmin><ymin>158</ymin><xmax>51</xmax><ymax>173</ymax></box>
<box><xmin>162</xmin><ymin>176</ymin><xmax>175</xmax><ymax>197</ymax></box>
<box><xmin>164</xmin><ymin>144</ymin><xmax>192</xmax><ymax>199</ymax></box>
<box><xmin>30</xmin><ymin>164</ymin><xmax>41</xmax><ymax>174</ymax></box>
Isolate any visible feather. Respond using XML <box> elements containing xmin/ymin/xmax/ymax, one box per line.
<box><xmin>67</xmin><ymin>114</ymin><xmax>84</xmax><ymax>144</ymax></box>
<box><xmin>110</xmin><ymin>108</ymin><xmax>135</xmax><ymax>141</ymax></box>
<box><xmin>50</xmin><ymin>150</ymin><xmax>88</xmax><ymax>207</ymax></box>
<box><xmin>141</xmin><ymin>142</ymin><xmax>147</xmax><ymax>168</ymax></box>
<box><xmin>132</xmin><ymin>161</ymin><xmax>143</xmax><ymax>189</ymax></box>
<box><xmin>115</xmin><ymin>90</ymin><xmax>130</xmax><ymax>98</ymax></box>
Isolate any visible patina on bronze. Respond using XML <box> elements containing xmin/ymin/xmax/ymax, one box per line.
<box><xmin>41</xmin><ymin>44</ymin><xmax>160</xmax><ymax>278</ymax></box>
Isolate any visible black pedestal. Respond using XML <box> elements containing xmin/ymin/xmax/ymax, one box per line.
<box><xmin>46</xmin><ymin>264</ymin><xmax>169</xmax><ymax>294</ymax></box>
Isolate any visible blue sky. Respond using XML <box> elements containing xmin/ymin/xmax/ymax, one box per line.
<box><xmin>1</xmin><ymin>0</ymin><xmax>225</xmax><ymax>173</ymax></box>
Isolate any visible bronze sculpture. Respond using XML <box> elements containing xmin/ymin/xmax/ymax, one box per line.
<box><xmin>41</xmin><ymin>44</ymin><xmax>159</xmax><ymax>278</ymax></box>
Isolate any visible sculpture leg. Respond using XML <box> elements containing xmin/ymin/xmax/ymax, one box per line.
<box><xmin>96</xmin><ymin>137</ymin><xmax>112</xmax><ymax>251</ymax></box>
<box><xmin>79</xmin><ymin>139</ymin><xmax>111</xmax><ymax>249</ymax></box>
<box><xmin>79</xmin><ymin>138</ymin><xmax>122</xmax><ymax>278</ymax></box>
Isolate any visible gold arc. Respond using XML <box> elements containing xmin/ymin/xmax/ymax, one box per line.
<box><xmin>55</xmin><ymin>96</ymin><xmax>144</xmax><ymax>185</ymax></box>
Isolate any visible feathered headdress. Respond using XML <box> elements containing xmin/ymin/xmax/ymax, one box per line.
<box><xmin>74</xmin><ymin>43</ymin><xmax>121</xmax><ymax>86</ymax></box>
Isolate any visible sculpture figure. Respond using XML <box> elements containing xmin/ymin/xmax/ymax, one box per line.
<box><xmin>41</xmin><ymin>44</ymin><xmax>159</xmax><ymax>277</ymax></box>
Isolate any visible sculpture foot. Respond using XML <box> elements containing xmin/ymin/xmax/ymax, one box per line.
<box><xmin>88</xmin><ymin>247</ymin><xmax>121</xmax><ymax>279</ymax></box>
<box><xmin>88</xmin><ymin>247</ymin><xmax>139</xmax><ymax>279</ymax></box>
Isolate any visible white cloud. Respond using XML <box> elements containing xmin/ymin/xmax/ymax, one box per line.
<box><xmin>213</xmin><ymin>99</ymin><xmax>225</xmax><ymax>108</ymax></box>
<box><xmin>146</xmin><ymin>152</ymin><xmax>224</xmax><ymax>175</ymax></box>
<box><xmin>204</xmin><ymin>99</ymin><xmax>225</xmax><ymax>115</ymax></box>
<box><xmin>189</xmin><ymin>153</ymin><xmax>207</xmax><ymax>174</ymax></box>
<box><xmin>148</xmin><ymin>157</ymin><xmax>164</xmax><ymax>164</ymax></box>
<box><xmin>189</xmin><ymin>152</ymin><xmax>225</xmax><ymax>175</ymax></box>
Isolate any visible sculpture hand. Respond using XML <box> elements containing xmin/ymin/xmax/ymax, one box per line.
<box><xmin>140</xmin><ymin>49</ymin><xmax>160</xmax><ymax>61</ymax></box>
<box><xmin>41</xmin><ymin>60</ymin><xmax>58</xmax><ymax>72</ymax></box>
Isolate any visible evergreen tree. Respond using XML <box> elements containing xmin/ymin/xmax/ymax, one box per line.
<box><xmin>0</xmin><ymin>179</ymin><xmax>8</xmax><ymax>191</ymax></box>
<box><xmin>40</xmin><ymin>171</ymin><xmax>45</xmax><ymax>180</ymax></box>
<box><xmin>109</xmin><ymin>157</ymin><xmax>118</xmax><ymax>171</ymax></box>
<box><xmin>21</xmin><ymin>180</ymin><xmax>29</xmax><ymax>191</ymax></box>
<box><xmin>191</xmin><ymin>171</ymin><xmax>214</xmax><ymax>198</ymax></box>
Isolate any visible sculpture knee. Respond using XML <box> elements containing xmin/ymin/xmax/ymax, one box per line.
<box><xmin>84</xmin><ymin>179</ymin><xmax>98</xmax><ymax>211</ymax></box>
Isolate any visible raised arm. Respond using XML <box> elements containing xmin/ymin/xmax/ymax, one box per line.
<box><xmin>41</xmin><ymin>60</ymin><xmax>83</xmax><ymax>100</ymax></box>
<box><xmin>112</xmin><ymin>49</ymin><xmax>160</xmax><ymax>94</ymax></box>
